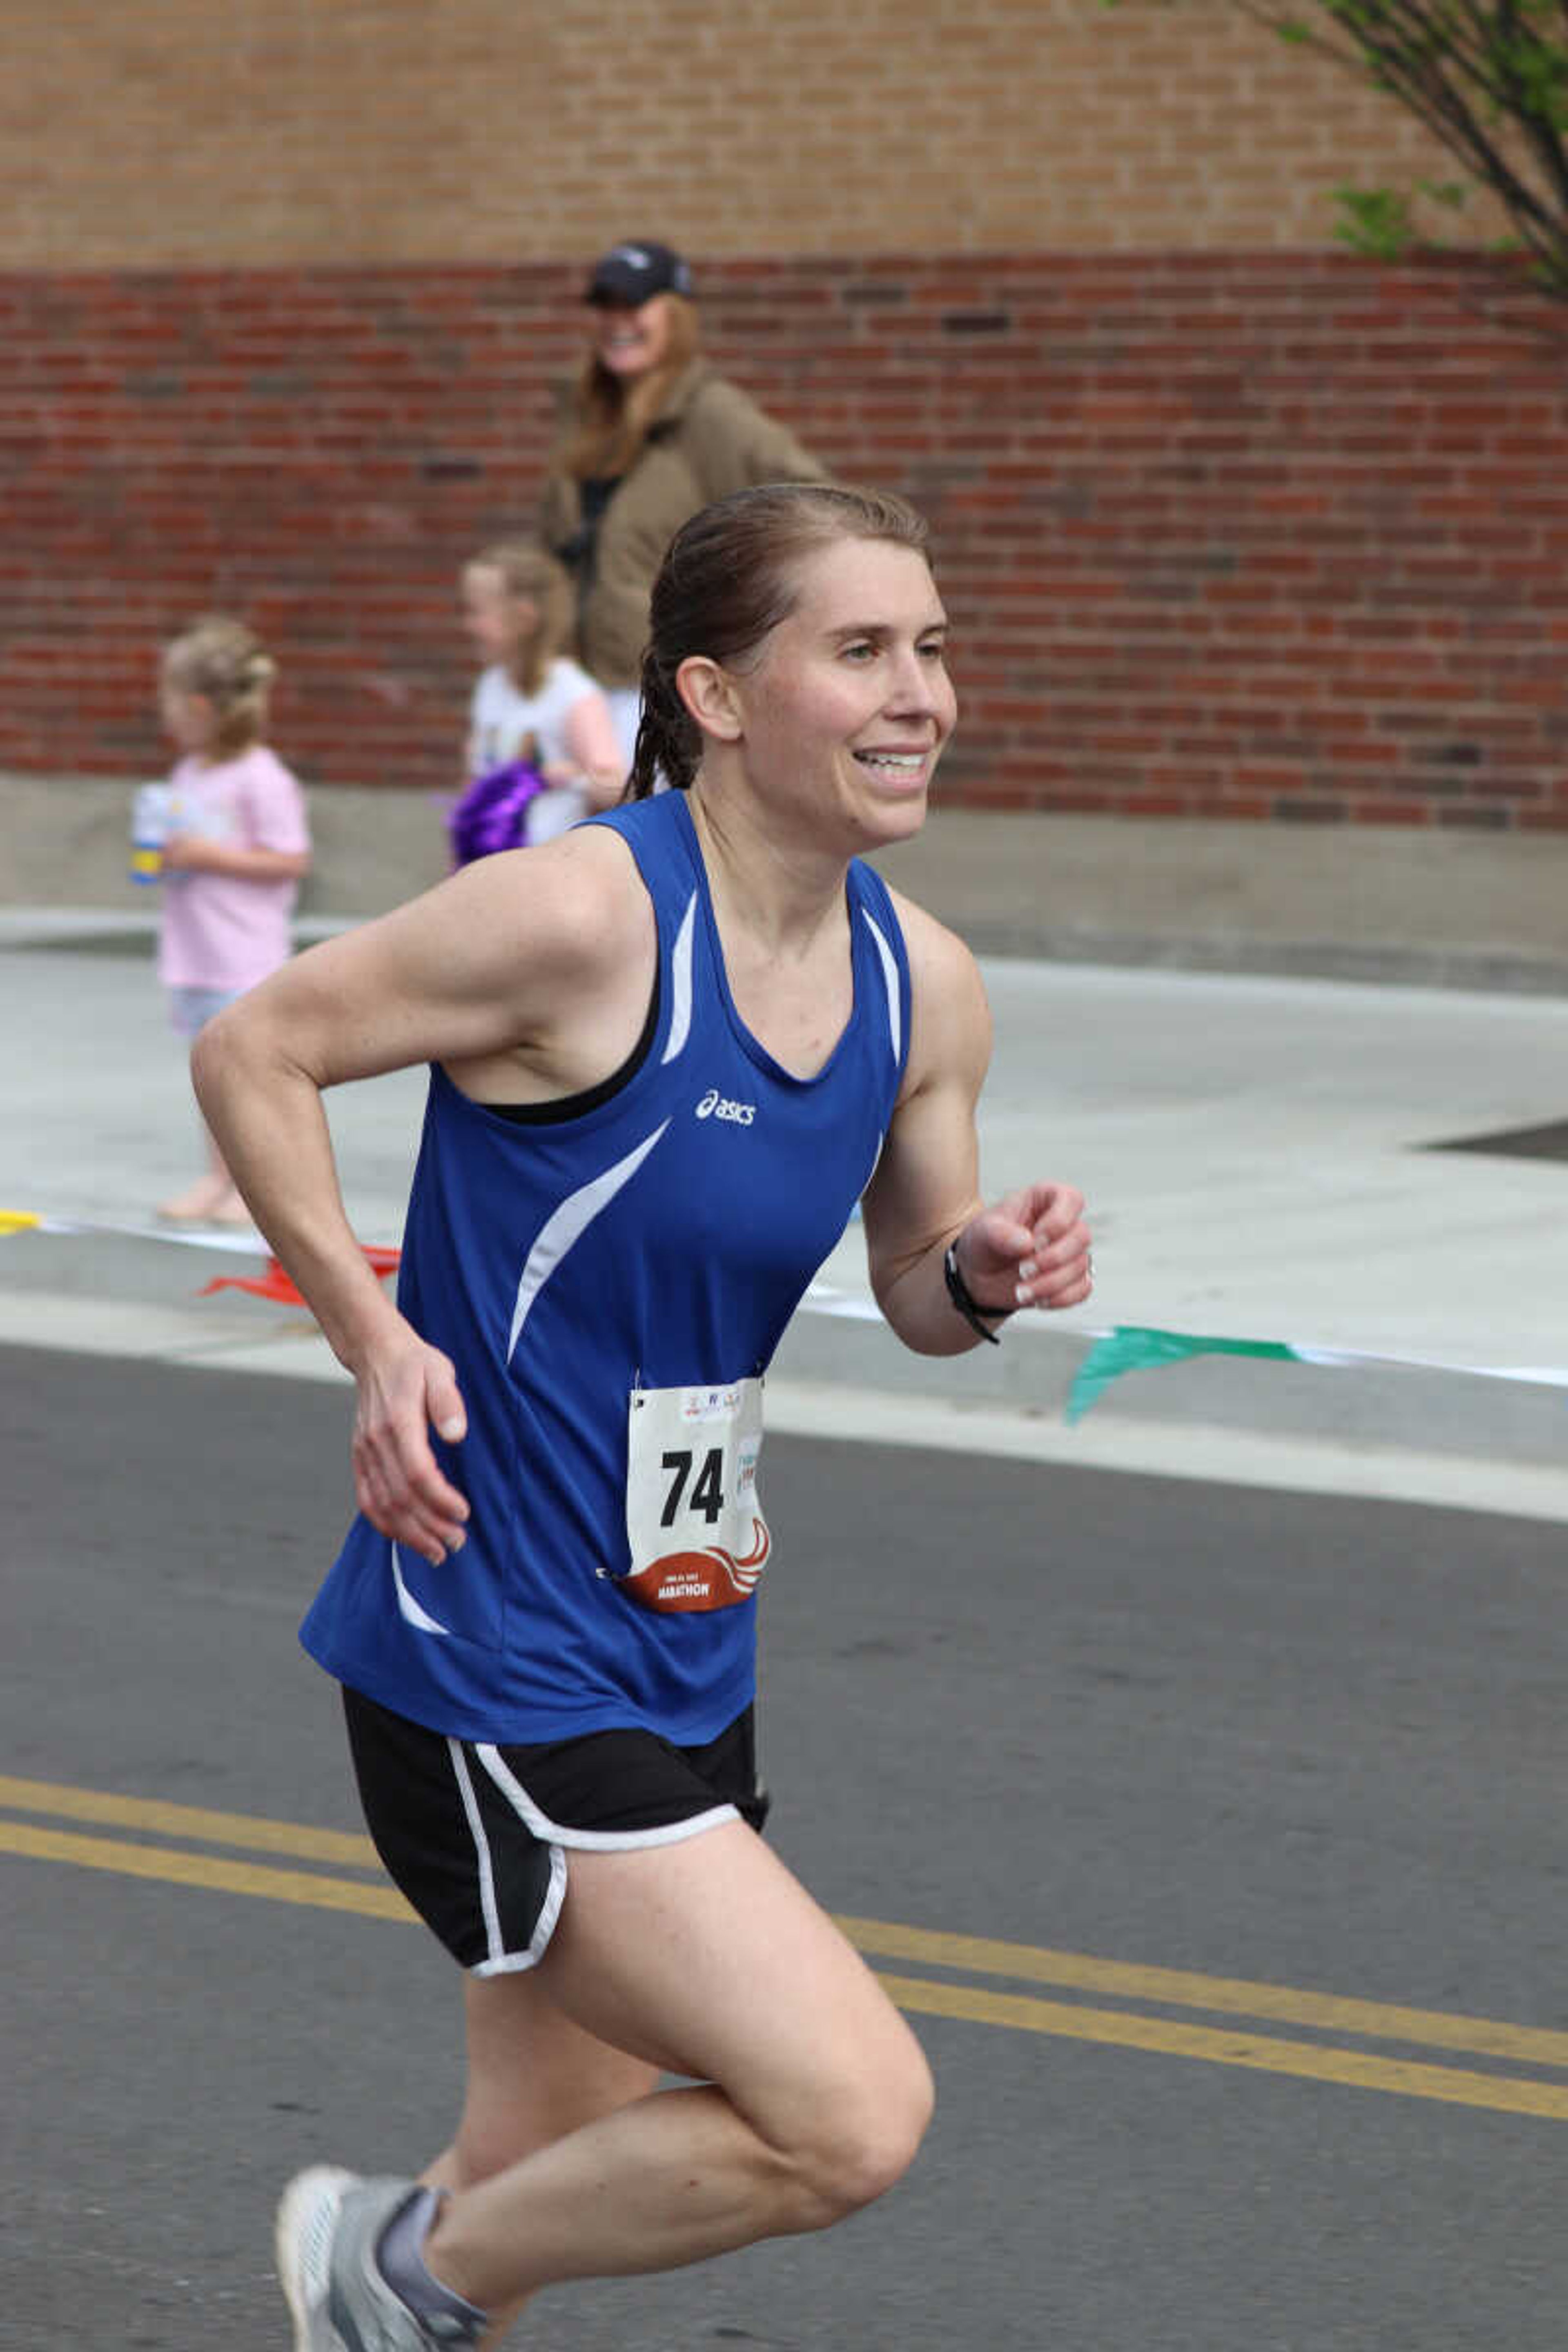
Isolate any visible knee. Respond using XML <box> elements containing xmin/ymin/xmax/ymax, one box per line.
<box><xmin>793</xmin><ymin>2041</ymin><xmax>935</xmax><ymax>2226</ymax></box>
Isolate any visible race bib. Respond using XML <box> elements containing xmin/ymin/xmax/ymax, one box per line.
<box><xmin>619</xmin><ymin>1378</ymin><xmax>770</xmax><ymax>1613</ymax></box>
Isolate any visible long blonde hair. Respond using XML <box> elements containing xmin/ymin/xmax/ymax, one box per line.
<box><xmin>469</xmin><ymin>539</ymin><xmax>574</xmax><ymax>696</ymax></box>
<box><xmin>560</xmin><ymin>294</ymin><xmax>702</xmax><ymax>480</ymax></box>
<box><xmin>161</xmin><ymin>617</ymin><xmax>275</xmax><ymax>755</ymax></box>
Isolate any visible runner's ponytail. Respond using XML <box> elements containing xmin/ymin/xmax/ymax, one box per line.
<box><xmin>629</xmin><ymin>644</ymin><xmax>698</xmax><ymax>797</ymax></box>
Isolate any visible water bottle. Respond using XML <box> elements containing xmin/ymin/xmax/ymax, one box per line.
<box><xmin>130</xmin><ymin>783</ymin><xmax>173</xmax><ymax>884</ymax></box>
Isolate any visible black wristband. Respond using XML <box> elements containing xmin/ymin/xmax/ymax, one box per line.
<box><xmin>943</xmin><ymin>1242</ymin><xmax>1007</xmax><ymax>1345</ymax></box>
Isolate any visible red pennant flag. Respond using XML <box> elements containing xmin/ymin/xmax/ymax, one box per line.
<box><xmin>200</xmin><ymin>1243</ymin><xmax>399</xmax><ymax>1307</ymax></box>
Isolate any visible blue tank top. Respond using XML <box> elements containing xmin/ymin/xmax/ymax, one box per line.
<box><xmin>300</xmin><ymin>791</ymin><xmax>913</xmax><ymax>1744</ymax></box>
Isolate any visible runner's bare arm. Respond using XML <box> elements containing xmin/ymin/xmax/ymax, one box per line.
<box><xmin>192</xmin><ymin>829</ymin><xmax>654</xmax><ymax>1562</ymax></box>
<box><xmin>860</xmin><ymin>898</ymin><xmax>1091</xmax><ymax>1356</ymax></box>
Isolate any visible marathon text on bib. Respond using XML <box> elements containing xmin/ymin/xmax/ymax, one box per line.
<box><xmin>620</xmin><ymin>1378</ymin><xmax>770</xmax><ymax>1613</ymax></box>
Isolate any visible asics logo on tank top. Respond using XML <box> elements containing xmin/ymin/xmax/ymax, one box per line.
<box><xmin>299</xmin><ymin>797</ymin><xmax>913</xmax><ymax>1746</ymax></box>
<box><xmin>695</xmin><ymin>1088</ymin><xmax>756</xmax><ymax>1127</ymax></box>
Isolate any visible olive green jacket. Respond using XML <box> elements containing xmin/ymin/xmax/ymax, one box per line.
<box><xmin>538</xmin><ymin>359</ymin><xmax>829</xmax><ymax>688</ymax></box>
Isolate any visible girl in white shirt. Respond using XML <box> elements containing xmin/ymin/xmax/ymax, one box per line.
<box><xmin>459</xmin><ymin>539</ymin><xmax>625</xmax><ymax>851</ymax></box>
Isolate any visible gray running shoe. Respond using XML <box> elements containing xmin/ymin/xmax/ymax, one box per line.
<box><xmin>275</xmin><ymin>2165</ymin><xmax>482</xmax><ymax>2351</ymax></box>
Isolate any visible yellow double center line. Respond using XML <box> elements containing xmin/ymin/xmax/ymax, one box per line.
<box><xmin>5</xmin><ymin>1772</ymin><xmax>1568</xmax><ymax>2121</ymax></box>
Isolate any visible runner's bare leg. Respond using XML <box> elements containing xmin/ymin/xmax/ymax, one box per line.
<box><xmin>421</xmin><ymin>1970</ymin><xmax>660</xmax><ymax>2344</ymax></box>
<box><xmin>421</xmin><ymin>1822</ymin><xmax>933</xmax><ymax>2316</ymax></box>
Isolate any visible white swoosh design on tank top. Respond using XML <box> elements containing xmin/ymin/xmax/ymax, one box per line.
<box><xmin>391</xmin><ymin>1541</ymin><xmax>451</xmax><ymax>1635</ymax></box>
<box><xmin>508</xmin><ymin>1121</ymin><xmax>672</xmax><ymax>1361</ymax></box>
<box><xmin>661</xmin><ymin>891</ymin><xmax>696</xmax><ymax>1064</ymax></box>
<box><xmin>860</xmin><ymin>909</ymin><xmax>901</xmax><ymax>1065</ymax></box>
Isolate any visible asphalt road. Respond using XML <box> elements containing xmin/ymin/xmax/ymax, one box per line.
<box><xmin>5</xmin><ymin>1343</ymin><xmax>1568</xmax><ymax>2352</ymax></box>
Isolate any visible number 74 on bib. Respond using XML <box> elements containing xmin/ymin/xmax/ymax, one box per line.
<box><xmin>620</xmin><ymin>1379</ymin><xmax>771</xmax><ymax>1614</ymax></box>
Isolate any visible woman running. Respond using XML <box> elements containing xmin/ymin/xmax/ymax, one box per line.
<box><xmin>192</xmin><ymin>481</ymin><xmax>1093</xmax><ymax>2350</ymax></box>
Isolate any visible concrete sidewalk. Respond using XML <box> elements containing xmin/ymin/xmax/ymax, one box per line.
<box><xmin>3</xmin><ymin>907</ymin><xmax>1565</xmax><ymax>1520</ymax></box>
<box><xmin>7</xmin><ymin>773</ymin><xmax>1568</xmax><ymax>994</ymax></box>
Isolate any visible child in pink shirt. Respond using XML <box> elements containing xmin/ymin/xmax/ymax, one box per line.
<box><xmin>154</xmin><ymin>617</ymin><xmax>312</xmax><ymax>1224</ymax></box>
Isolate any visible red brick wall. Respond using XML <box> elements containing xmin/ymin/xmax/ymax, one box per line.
<box><xmin>5</xmin><ymin>252</ymin><xmax>1568</xmax><ymax>827</ymax></box>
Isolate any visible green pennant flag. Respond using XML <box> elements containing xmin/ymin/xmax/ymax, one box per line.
<box><xmin>1066</xmin><ymin>1325</ymin><xmax>1299</xmax><ymax>1425</ymax></box>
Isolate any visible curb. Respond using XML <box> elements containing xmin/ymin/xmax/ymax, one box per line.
<box><xmin>2</xmin><ymin>1217</ymin><xmax>1561</xmax><ymax>1499</ymax></box>
<box><xmin>7</xmin><ymin>902</ymin><xmax>1568</xmax><ymax>997</ymax></box>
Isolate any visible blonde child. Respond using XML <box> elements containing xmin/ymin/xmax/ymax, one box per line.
<box><xmin>457</xmin><ymin>538</ymin><xmax>624</xmax><ymax>855</ymax></box>
<box><xmin>154</xmin><ymin>617</ymin><xmax>312</xmax><ymax>1225</ymax></box>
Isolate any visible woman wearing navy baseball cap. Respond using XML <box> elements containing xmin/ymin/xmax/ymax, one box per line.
<box><xmin>539</xmin><ymin>238</ymin><xmax>829</xmax><ymax>768</ymax></box>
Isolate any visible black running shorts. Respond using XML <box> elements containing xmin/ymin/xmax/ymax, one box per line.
<box><xmin>342</xmin><ymin>1686</ymin><xmax>769</xmax><ymax>1976</ymax></box>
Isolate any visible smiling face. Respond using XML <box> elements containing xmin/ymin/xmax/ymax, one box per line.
<box><xmin>590</xmin><ymin>294</ymin><xmax>675</xmax><ymax>383</ymax></box>
<box><xmin>699</xmin><ymin>536</ymin><xmax>957</xmax><ymax>853</ymax></box>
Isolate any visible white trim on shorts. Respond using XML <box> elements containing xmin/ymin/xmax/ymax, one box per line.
<box><xmin>444</xmin><ymin>1739</ymin><xmax>566</xmax><ymax>1976</ymax></box>
<box><xmin>475</xmin><ymin>1742</ymin><xmax>740</xmax><ymax>1852</ymax></box>
<box><xmin>448</xmin><ymin>1742</ymin><xmax>738</xmax><ymax>1978</ymax></box>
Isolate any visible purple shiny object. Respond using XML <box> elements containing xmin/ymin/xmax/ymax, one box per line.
<box><xmin>447</xmin><ymin>759</ymin><xmax>547</xmax><ymax>866</ymax></box>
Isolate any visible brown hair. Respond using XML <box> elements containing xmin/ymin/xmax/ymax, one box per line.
<box><xmin>161</xmin><ymin>617</ymin><xmax>275</xmax><ymax>756</ymax></box>
<box><xmin>629</xmin><ymin>483</ymin><xmax>932</xmax><ymax>797</ymax></box>
<box><xmin>467</xmin><ymin>538</ymin><xmax>574</xmax><ymax>697</ymax></box>
<box><xmin>560</xmin><ymin>294</ymin><xmax>702</xmax><ymax>481</ymax></box>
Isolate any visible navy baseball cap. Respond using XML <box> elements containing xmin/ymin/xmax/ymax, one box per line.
<box><xmin>585</xmin><ymin>240</ymin><xmax>694</xmax><ymax>307</ymax></box>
